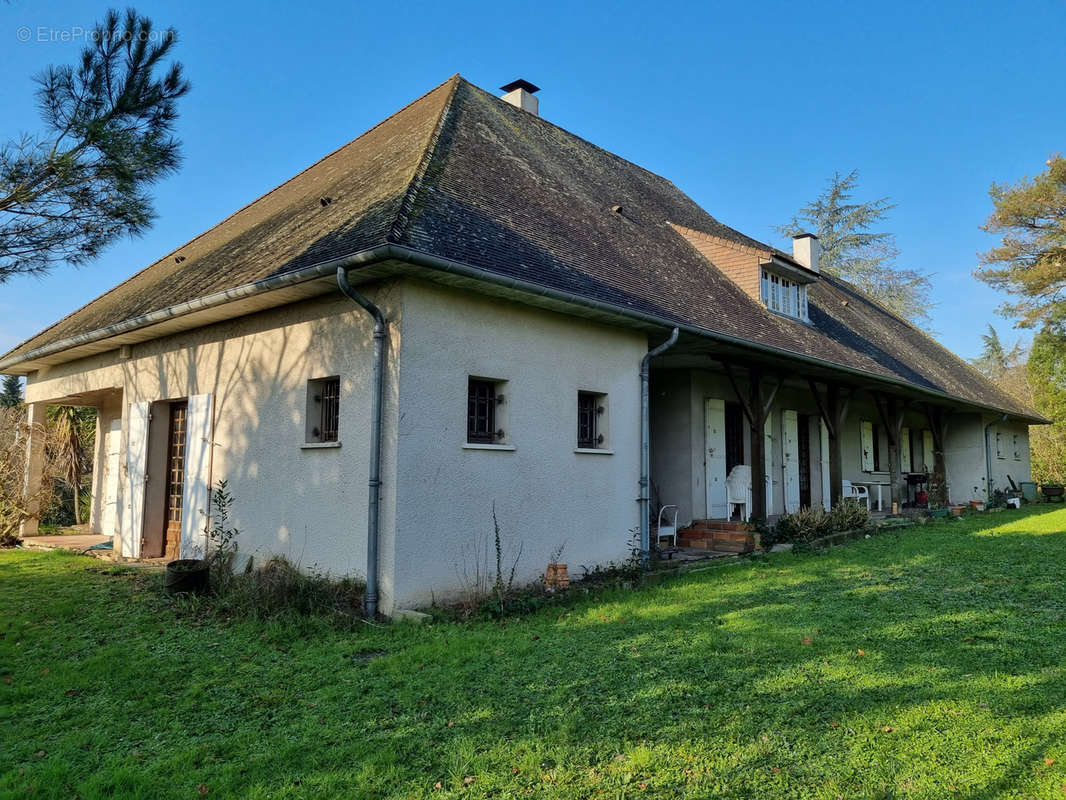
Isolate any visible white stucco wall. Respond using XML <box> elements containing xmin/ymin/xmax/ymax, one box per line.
<box><xmin>391</xmin><ymin>282</ymin><xmax>647</xmax><ymax>609</ymax></box>
<box><xmin>25</xmin><ymin>284</ymin><xmax>404</xmax><ymax>608</ymax></box>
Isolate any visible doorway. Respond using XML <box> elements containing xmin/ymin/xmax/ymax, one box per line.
<box><xmin>162</xmin><ymin>401</ymin><xmax>188</xmax><ymax>561</ymax></box>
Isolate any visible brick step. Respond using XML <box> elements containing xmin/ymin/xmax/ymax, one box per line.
<box><xmin>687</xmin><ymin>519</ymin><xmax>750</xmax><ymax>532</ymax></box>
<box><xmin>677</xmin><ymin>528</ymin><xmax>754</xmax><ymax>554</ymax></box>
<box><xmin>678</xmin><ymin>536</ymin><xmax>752</xmax><ymax>553</ymax></box>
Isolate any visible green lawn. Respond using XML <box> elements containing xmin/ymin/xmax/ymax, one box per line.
<box><xmin>3</xmin><ymin>508</ymin><xmax>1066</xmax><ymax>799</ymax></box>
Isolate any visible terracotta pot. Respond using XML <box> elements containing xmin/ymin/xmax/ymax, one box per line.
<box><xmin>950</xmin><ymin>505</ymin><xmax>965</xmax><ymax>516</ymax></box>
<box><xmin>545</xmin><ymin>563</ymin><xmax>569</xmax><ymax>590</ymax></box>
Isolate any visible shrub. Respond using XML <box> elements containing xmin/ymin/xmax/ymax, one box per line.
<box><xmin>773</xmin><ymin>506</ymin><xmax>834</xmax><ymax>543</ymax></box>
<box><xmin>827</xmin><ymin>499</ymin><xmax>871</xmax><ymax>532</ymax></box>
<box><xmin>773</xmin><ymin>500</ymin><xmax>872</xmax><ymax>543</ymax></box>
<box><xmin>175</xmin><ymin>555</ymin><xmax>366</xmax><ymax>629</ymax></box>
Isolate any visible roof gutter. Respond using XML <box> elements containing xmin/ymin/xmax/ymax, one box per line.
<box><xmin>1</xmin><ymin>243</ymin><xmax>1044</xmax><ymax>423</ymax></box>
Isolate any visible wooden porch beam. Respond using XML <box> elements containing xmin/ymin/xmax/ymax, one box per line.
<box><xmin>763</xmin><ymin>375</ymin><xmax>782</xmax><ymax>418</ymax></box>
<box><xmin>808</xmin><ymin>379</ymin><xmax>835</xmax><ymax>439</ymax></box>
<box><xmin>722</xmin><ymin>362</ymin><xmax>754</xmax><ymax>426</ymax></box>
<box><xmin>749</xmin><ymin>367</ymin><xmax>767</xmax><ymax>522</ymax></box>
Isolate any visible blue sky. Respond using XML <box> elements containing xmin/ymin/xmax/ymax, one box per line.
<box><xmin>2</xmin><ymin>0</ymin><xmax>1063</xmax><ymax>360</ymax></box>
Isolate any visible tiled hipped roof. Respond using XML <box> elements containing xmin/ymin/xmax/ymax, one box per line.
<box><xmin>1</xmin><ymin>76</ymin><xmax>1037</xmax><ymax>419</ymax></box>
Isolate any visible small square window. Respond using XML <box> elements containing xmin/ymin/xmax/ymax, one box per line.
<box><xmin>306</xmin><ymin>376</ymin><xmax>340</xmax><ymax>443</ymax></box>
<box><xmin>577</xmin><ymin>391</ymin><xmax>608</xmax><ymax>449</ymax></box>
<box><xmin>468</xmin><ymin>377</ymin><xmax>506</xmax><ymax>444</ymax></box>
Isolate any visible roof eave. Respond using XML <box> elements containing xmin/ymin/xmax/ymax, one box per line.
<box><xmin>2</xmin><ymin>243</ymin><xmax>1045</xmax><ymax>424</ymax></box>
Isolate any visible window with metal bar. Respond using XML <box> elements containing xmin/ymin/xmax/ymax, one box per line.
<box><xmin>319</xmin><ymin>377</ymin><xmax>340</xmax><ymax>442</ymax></box>
<box><xmin>577</xmin><ymin>392</ymin><xmax>597</xmax><ymax>449</ymax></box>
<box><xmin>306</xmin><ymin>376</ymin><xmax>340</xmax><ymax>443</ymax></box>
<box><xmin>467</xmin><ymin>378</ymin><xmax>497</xmax><ymax>443</ymax></box>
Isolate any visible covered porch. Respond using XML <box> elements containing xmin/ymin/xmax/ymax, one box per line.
<box><xmin>647</xmin><ymin>332</ymin><xmax>1033</xmax><ymax>538</ymax></box>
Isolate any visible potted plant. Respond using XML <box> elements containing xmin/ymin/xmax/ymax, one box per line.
<box><xmin>545</xmin><ymin>542</ymin><xmax>568</xmax><ymax>590</ymax></box>
<box><xmin>164</xmin><ymin>479</ymin><xmax>239</xmax><ymax>596</ymax></box>
<box><xmin>164</xmin><ymin>557</ymin><xmax>209</xmax><ymax>595</ymax></box>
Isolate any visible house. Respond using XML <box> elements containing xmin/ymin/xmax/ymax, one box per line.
<box><xmin>2</xmin><ymin>76</ymin><xmax>1042</xmax><ymax>615</ymax></box>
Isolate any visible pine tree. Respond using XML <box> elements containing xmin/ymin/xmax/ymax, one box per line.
<box><xmin>0</xmin><ymin>375</ymin><xmax>22</xmax><ymax>407</ymax></box>
<box><xmin>976</xmin><ymin>155</ymin><xmax>1066</xmax><ymax>330</ymax></box>
<box><xmin>777</xmin><ymin>170</ymin><xmax>934</xmax><ymax>327</ymax></box>
<box><xmin>971</xmin><ymin>324</ymin><xmax>1024</xmax><ymax>383</ymax></box>
<box><xmin>0</xmin><ymin>8</ymin><xmax>190</xmax><ymax>283</ymax></box>
<box><xmin>1027</xmin><ymin>327</ymin><xmax>1066</xmax><ymax>483</ymax></box>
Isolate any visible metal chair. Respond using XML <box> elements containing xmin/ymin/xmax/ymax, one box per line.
<box><xmin>726</xmin><ymin>465</ymin><xmax>752</xmax><ymax>522</ymax></box>
<box><xmin>842</xmin><ymin>480</ymin><xmax>870</xmax><ymax>509</ymax></box>
<box><xmin>657</xmin><ymin>505</ymin><xmax>679</xmax><ymax>548</ymax></box>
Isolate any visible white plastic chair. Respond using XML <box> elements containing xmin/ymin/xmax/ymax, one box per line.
<box><xmin>726</xmin><ymin>465</ymin><xmax>752</xmax><ymax>522</ymax></box>
<box><xmin>657</xmin><ymin>505</ymin><xmax>679</xmax><ymax>548</ymax></box>
<box><xmin>842</xmin><ymin>480</ymin><xmax>870</xmax><ymax>509</ymax></box>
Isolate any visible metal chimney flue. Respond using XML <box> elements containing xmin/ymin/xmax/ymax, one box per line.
<box><xmin>500</xmin><ymin>79</ymin><xmax>540</xmax><ymax>116</ymax></box>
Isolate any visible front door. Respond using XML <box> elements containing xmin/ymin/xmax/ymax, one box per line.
<box><xmin>163</xmin><ymin>402</ymin><xmax>188</xmax><ymax>562</ymax></box>
<box><xmin>798</xmin><ymin>414</ymin><xmax>812</xmax><ymax>509</ymax></box>
<box><xmin>704</xmin><ymin>398</ymin><xmax>727</xmax><ymax>519</ymax></box>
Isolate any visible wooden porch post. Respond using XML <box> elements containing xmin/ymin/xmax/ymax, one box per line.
<box><xmin>876</xmin><ymin>396</ymin><xmax>905</xmax><ymax>513</ymax></box>
<box><xmin>827</xmin><ymin>386</ymin><xmax>845</xmax><ymax>507</ymax></box>
<box><xmin>19</xmin><ymin>402</ymin><xmax>47</xmax><ymax>538</ymax></box>
<box><xmin>749</xmin><ymin>367</ymin><xmax>766</xmax><ymax>522</ymax></box>
<box><xmin>926</xmin><ymin>405</ymin><xmax>949</xmax><ymax>506</ymax></box>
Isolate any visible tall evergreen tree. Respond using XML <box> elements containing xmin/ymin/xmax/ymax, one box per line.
<box><xmin>976</xmin><ymin>155</ymin><xmax>1066</xmax><ymax>330</ymax></box>
<box><xmin>971</xmin><ymin>324</ymin><xmax>1024</xmax><ymax>383</ymax></box>
<box><xmin>777</xmin><ymin>170</ymin><xmax>934</xmax><ymax>327</ymax></box>
<box><xmin>1027</xmin><ymin>327</ymin><xmax>1066</xmax><ymax>483</ymax></box>
<box><xmin>0</xmin><ymin>8</ymin><xmax>190</xmax><ymax>283</ymax></box>
<box><xmin>0</xmin><ymin>375</ymin><xmax>22</xmax><ymax>407</ymax></box>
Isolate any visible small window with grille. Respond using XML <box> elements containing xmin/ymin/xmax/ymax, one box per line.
<box><xmin>577</xmin><ymin>391</ymin><xmax>608</xmax><ymax>449</ymax></box>
<box><xmin>306</xmin><ymin>376</ymin><xmax>340</xmax><ymax>444</ymax></box>
<box><xmin>467</xmin><ymin>377</ymin><xmax>507</xmax><ymax>444</ymax></box>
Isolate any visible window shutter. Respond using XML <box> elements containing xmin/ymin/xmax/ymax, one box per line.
<box><xmin>819</xmin><ymin>419</ymin><xmax>831</xmax><ymax>511</ymax></box>
<box><xmin>860</xmin><ymin>421</ymin><xmax>874</xmax><ymax>472</ymax></box>
<box><xmin>900</xmin><ymin>427</ymin><xmax>912</xmax><ymax>472</ymax></box>
<box><xmin>123</xmin><ymin>402</ymin><xmax>150</xmax><ymax>559</ymax></box>
<box><xmin>922</xmin><ymin>429</ymin><xmax>935</xmax><ymax>472</ymax></box>
<box><xmin>181</xmin><ymin>394</ymin><xmax>214</xmax><ymax>559</ymax></box>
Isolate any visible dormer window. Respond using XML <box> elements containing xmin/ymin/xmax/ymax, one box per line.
<box><xmin>761</xmin><ymin>269</ymin><xmax>809</xmax><ymax>321</ymax></box>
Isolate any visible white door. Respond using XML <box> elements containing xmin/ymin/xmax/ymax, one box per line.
<box><xmin>900</xmin><ymin>427</ymin><xmax>912</xmax><ymax>473</ymax></box>
<box><xmin>181</xmin><ymin>394</ymin><xmax>214</xmax><ymax>558</ymax></box>
<box><xmin>704</xmin><ymin>398</ymin><xmax>727</xmax><ymax>519</ymax></box>
<box><xmin>101</xmin><ymin>418</ymin><xmax>121</xmax><ymax>537</ymax></box>
<box><xmin>764</xmin><ymin>414</ymin><xmax>774</xmax><ymax>513</ymax></box>
<box><xmin>124</xmin><ymin>402</ymin><xmax>150</xmax><ymax>559</ymax></box>
<box><xmin>860</xmin><ymin>420</ymin><xmax>875</xmax><ymax>472</ymax></box>
<box><xmin>820</xmin><ymin>419</ymin><xmax>831</xmax><ymax>511</ymax></box>
<box><xmin>782</xmin><ymin>410</ymin><xmax>800</xmax><ymax>513</ymax></box>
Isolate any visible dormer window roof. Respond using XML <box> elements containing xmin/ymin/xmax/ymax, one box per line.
<box><xmin>669</xmin><ymin>223</ymin><xmax>818</xmax><ymax>323</ymax></box>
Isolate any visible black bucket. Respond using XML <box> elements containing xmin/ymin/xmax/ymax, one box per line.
<box><xmin>164</xmin><ymin>559</ymin><xmax>210</xmax><ymax>595</ymax></box>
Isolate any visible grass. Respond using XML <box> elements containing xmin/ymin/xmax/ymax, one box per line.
<box><xmin>3</xmin><ymin>507</ymin><xmax>1066</xmax><ymax>799</ymax></box>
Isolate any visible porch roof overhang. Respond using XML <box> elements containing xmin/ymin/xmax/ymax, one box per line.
<box><xmin>0</xmin><ymin>243</ymin><xmax>1048</xmax><ymax>425</ymax></box>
